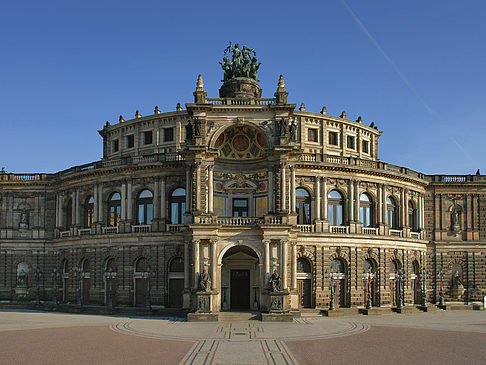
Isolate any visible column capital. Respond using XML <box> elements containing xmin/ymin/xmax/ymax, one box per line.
<box><xmin>262</xmin><ymin>239</ymin><xmax>271</xmax><ymax>245</ymax></box>
<box><xmin>192</xmin><ymin>239</ymin><xmax>200</xmax><ymax>245</ymax></box>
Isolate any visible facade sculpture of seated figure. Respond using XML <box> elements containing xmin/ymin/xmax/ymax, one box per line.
<box><xmin>269</xmin><ymin>269</ymin><xmax>281</xmax><ymax>292</ymax></box>
<box><xmin>198</xmin><ymin>269</ymin><xmax>210</xmax><ymax>292</ymax></box>
<box><xmin>17</xmin><ymin>269</ymin><xmax>28</xmax><ymax>287</ymax></box>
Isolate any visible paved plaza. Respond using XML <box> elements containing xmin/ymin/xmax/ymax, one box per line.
<box><xmin>0</xmin><ymin>309</ymin><xmax>485</xmax><ymax>364</ymax></box>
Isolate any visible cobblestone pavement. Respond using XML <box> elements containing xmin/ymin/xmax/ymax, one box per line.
<box><xmin>0</xmin><ymin>309</ymin><xmax>485</xmax><ymax>364</ymax></box>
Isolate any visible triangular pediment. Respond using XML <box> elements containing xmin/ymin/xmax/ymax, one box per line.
<box><xmin>223</xmin><ymin>250</ymin><xmax>258</xmax><ymax>262</ymax></box>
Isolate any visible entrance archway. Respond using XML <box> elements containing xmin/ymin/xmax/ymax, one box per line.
<box><xmin>221</xmin><ymin>245</ymin><xmax>261</xmax><ymax>311</ymax></box>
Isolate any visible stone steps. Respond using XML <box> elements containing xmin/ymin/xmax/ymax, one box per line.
<box><xmin>218</xmin><ymin>311</ymin><xmax>261</xmax><ymax>321</ymax></box>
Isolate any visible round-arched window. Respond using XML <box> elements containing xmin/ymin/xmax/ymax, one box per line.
<box><xmin>296</xmin><ymin>188</ymin><xmax>311</xmax><ymax>224</ymax></box>
<box><xmin>170</xmin><ymin>188</ymin><xmax>186</xmax><ymax>224</ymax></box>
<box><xmin>360</xmin><ymin>193</ymin><xmax>373</xmax><ymax>227</ymax></box>
<box><xmin>108</xmin><ymin>192</ymin><xmax>121</xmax><ymax>227</ymax></box>
<box><xmin>386</xmin><ymin>197</ymin><xmax>397</xmax><ymax>229</ymax></box>
<box><xmin>331</xmin><ymin>258</ymin><xmax>345</xmax><ymax>273</ymax></box>
<box><xmin>328</xmin><ymin>190</ymin><xmax>344</xmax><ymax>226</ymax></box>
<box><xmin>137</xmin><ymin>189</ymin><xmax>153</xmax><ymax>225</ymax></box>
<box><xmin>297</xmin><ymin>258</ymin><xmax>312</xmax><ymax>273</ymax></box>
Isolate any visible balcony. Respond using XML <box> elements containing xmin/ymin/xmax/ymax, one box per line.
<box><xmin>216</xmin><ymin>217</ymin><xmax>263</xmax><ymax>226</ymax></box>
<box><xmin>131</xmin><ymin>225</ymin><xmax>151</xmax><ymax>233</ymax></box>
<box><xmin>330</xmin><ymin>226</ymin><xmax>349</xmax><ymax>234</ymax></box>
<box><xmin>102</xmin><ymin>226</ymin><xmax>118</xmax><ymax>234</ymax></box>
<box><xmin>297</xmin><ymin>224</ymin><xmax>315</xmax><ymax>233</ymax></box>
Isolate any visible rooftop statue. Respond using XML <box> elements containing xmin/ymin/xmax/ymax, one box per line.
<box><xmin>221</xmin><ymin>41</ymin><xmax>259</xmax><ymax>82</ymax></box>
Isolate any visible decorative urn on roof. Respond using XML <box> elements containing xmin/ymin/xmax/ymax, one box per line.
<box><xmin>218</xmin><ymin>41</ymin><xmax>262</xmax><ymax>99</ymax></box>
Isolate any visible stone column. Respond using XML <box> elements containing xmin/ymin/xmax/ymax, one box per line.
<box><xmin>193</xmin><ymin>240</ymin><xmax>200</xmax><ymax>290</ymax></box>
<box><xmin>281</xmin><ymin>163</ymin><xmax>287</xmax><ymax>212</ymax></box>
<box><xmin>281</xmin><ymin>240</ymin><xmax>288</xmax><ymax>290</ymax></box>
<box><xmin>421</xmin><ymin>193</ymin><xmax>425</xmax><ymax>229</ymax></box>
<box><xmin>291</xmin><ymin>242</ymin><xmax>297</xmax><ymax>290</ymax></box>
<box><xmin>268</xmin><ymin>169</ymin><xmax>274</xmax><ymax>213</ymax></box>
<box><xmin>153</xmin><ymin>178</ymin><xmax>160</xmax><ymax>221</ymax></box>
<box><xmin>98</xmin><ymin>184</ymin><xmax>104</xmax><ymax>225</ymax></box>
<box><xmin>160</xmin><ymin>177</ymin><xmax>166</xmax><ymax>220</ymax></box>
<box><xmin>323</xmin><ymin>178</ymin><xmax>328</xmax><ymax>220</ymax></box>
<box><xmin>56</xmin><ymin>193</ymin><xmax>61</xmax><ymax>227</ymax></box>
<box><xmin>264</xmin><ymin>239</ymin><xmax>270</xmax><ymax>282</ymax></box>
<box><xmin>185</xmin><ymin>164</ymin><xmax>191</xmax><ymax>213</ymax></box>
<box><xmin>207</xmin><ymin>165</ymin><xmax>214</xmax><ymax>213</ymax></box>
<box><xmin>315</xmin><ymin>176</ymin><xmax>321</xmax><ymax>220</ymax></box>
<box><xmin>354</xmin><ymin>180</ymin><xmax>359</xmax><ymax>221</ymax></box>
<box><xmin>381</xmin><ymin>184</ymin><xmax>387</xmax><ymax>224</ymax></box>
<box><xmin>377</xmin><ymin>183</ymin><xmax>382</xmax><ymax>225</ymax></box>
<box><xmin>184</xmin><ymin>241</ymin><xmax>190</xmax><ymax>290</ymax></box>
<box><xmin>348</xmin><ymin>180</ymin><xmax>354</xmax><ymax>223</ymax></box>
<box><xmin>195</xmin><ymin>162</ymin><xmax>201</xmax><ymax>212</ymax></box>
<box><xmin>75</xmin><ymin>188</ymin><xmax>81</xmax><ymax>226</ymax></box>
<box><xmin>121</xmin><ymin>182</ymin><xmax>127</xmax><ymax>221</ymax></box>
<box><xmin>126</xmin><ymin>181</ymin><xmax>133</xmax><ymax>222</ymax></box>
<box><xmin>290</xmin><ymin>166</ymin><xmax>296</xmax><ymax>213</ymax></box>
<box><xmin>400</xmin><ymin>188</ymin><xmax>405</xmax><ymax>228</ymax></box>
<box><xmin>93</xmin><ymin>185</ymin><xmax>98</xmax><ymax>223</ymax></box>
<box><xmin>71</xmin><ymin>191</ymin><xmax>76</xmax><ymax>226</ymax></box>
<box><xmin>211</xmin><ymin>240</ymin><xmax>217</xmax><ymax>290</ymax></box>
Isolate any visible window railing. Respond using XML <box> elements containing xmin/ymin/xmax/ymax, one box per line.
<box><xmin>216</xmin><ymin>217</ymin><xmax>263</xmax><ymax>226</ymax></box>
<box><xmin>330</xmin><ymin>225</ymin><xmax>349</xmax><ymax>234</ymax></box>
<box><xmin>102</xmin><ymin>226</ymin><xmax>118</xmax><ymax>234</ymax></box>
<box><xmin>410</xmin><ymin>231</ymin><xmax>420</xmax><ymax>239</ymax></box>
<box><xmin>389</xmin><ymin>229</ymin><xmax>402</xmax><ymax>237</ymax></box>
<box><xmin>77</xmin><ymin>228</ymin><xmax>92</xmax><ymax>236</ymax></box>
<box><xmin>297</xmin><ymin>224</ymin><xmax>314</xmax><ymax>233</ymax></box>
<box><xmin>166</xmin><ymin>224</ymin><xmax>184</xmax><ymax>232</ymax></box>
<box><xmin>60</xmin><ymin>230</ymin><xmax>71</xmax><ymax>238</ymax></box>
<box><xmin>362</xmin><ymin>227</ymin><xmax>378</xmax><ymax>235</ymax></box>
<box><xmin>131</xmin><ymin>224</ymin><xmax>151</xmax><ymax>233</ymax></box>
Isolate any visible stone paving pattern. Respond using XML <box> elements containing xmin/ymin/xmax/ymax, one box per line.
<box><xmin>0</xmin><ymin>310</ymin><xmax>485</xmax><ymax>364</ymax></box>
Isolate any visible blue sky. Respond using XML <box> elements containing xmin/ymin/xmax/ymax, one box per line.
<box><xmin>1</xmin><ymin>0</ymin><xmax>485</xmax><ymax>174</ymax></box>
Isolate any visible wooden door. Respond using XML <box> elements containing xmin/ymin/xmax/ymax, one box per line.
<box><xmin>334</xmin><ymin>279</ymin><xmax>346</xmax><ymax>308</ymax></box>
<box><xmin>169</xmin><ymin>278</ymin><xmax>184</xmax><ymax>308</ymax></box>
<box><xmin>363</xmin><ymin>280</ymin><xmax>376</xmax><ymax>306</ymax></box>
<box><xmin>413</xmin><ymin>279</ymin><xmax>421</xmax><ymax>304</ymax></box>
<box><xmin>135</xmin><ymin>278</ymin><xmax>147</xmax><ymax>307</ymax></box>
<box><xmin>230</xmin><ymin>270</ymin><xmax>250</xmax><ymax>310</ymax></box>
<box><xmin>105</xmin><ymin>278</ymin><xmax>117</xmax><ymax>306</ymax></box>
<box><xmin>298</xmin><ymin>279</ymin><xmax>312</xmax><ymax>308</ymax></box>
<box><xmin>391</xmin><ymin>280</ymin><xmax>397</xmax><ymax>306</ymax></box>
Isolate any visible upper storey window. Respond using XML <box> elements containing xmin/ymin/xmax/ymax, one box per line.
<box><xmin>329</xmin><ymin>131</ymin><xmax>338</xmax><ymax>146</ymax></box>
<box><xmin>408</xmin><ymin>200</ymin><xmax>417</xmax><ymax>232</ymax></box>
<box><xmin>84</xmin><ymin>196</ymin><xmax>94</xmax><ymax>228</ymax></box>
<box><xmin>170</xmin><ymin>188</ymin><xmax>186</xmax><ymax>224</ymax></box>
<box><xmin>137</xmin><ymin>190</ymin><xmax>153</xmax><ymax>225</ymax></box>
<box><xmin>143</xmin><ymin>130</ymin><xmax>153</xmax><ymax>145</ymax></box>
<box><xmin>362</xmin><ymin>140</ymin><xmax>369</xmax><ymax>154</ymax></box>
<box><xmin>308</xmin><ymin>128</ymin><xmax>318</xmax><ymax>143</ymax></box>
<box><xmin>126</xmin><ymin>135</ymin><xmax>134</xmax><ymax>148</ymax></box>
<box><xmin>112</xmin><ymin>140</ymin><xmax>119</xmax><ymax>153</ymax></box>
<box><xmin>386</xmin><ymin>197</ymin><xmax>398</xmax><ymax>229</ymax></box>
<box><xmin>108</xmin><ymin>192</ymin><xmax>121</xmax><ymax>227</ymax></box>
<box><xmin>360</xmin><ymin>193</ymin><xmax>373</xmax><ymax>227</ymax></box>
<box><xmin>164</xmin><ymin>127</ymin><xmax>174</xmax><ymax>142</ymax></box>
<box><xmin>214</xmin><ymin>125</ymin><xmax>267</xmax><ymax>160</ymax></box>
<box><xmin>347</xmin><ymin>135</ymin><xmax>355</xmax><ymax>150</ymax></box>
<box><xmin>232</xmin><ymin>198</ymin><xmax>248</xmax><ymax>217</ymax></box>
<box><xmin>328</xmin><ymin>190</ymin><xmax>344</xmax><ymax>226</ymax></box>
<box><xmin>296</xmin><ymin>188</ymin><xmax>311</xmax><ymax>224</ymax></box>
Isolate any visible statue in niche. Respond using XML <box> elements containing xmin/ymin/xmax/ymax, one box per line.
<box><xmin>17</xmin><ymin>269</ymin><xmax>28</xmax><ymax>287</ymax></box>
<box><xmin>278</xmin><ymin>118</ymin><xmax>287</xmax><ymax>137</ymax></box>
<box><xmin>193</xmin><ymin>117</ymin><xmax>201</xmax><ymax>137</ymax></box>
<box><xmin>449</xmin><ymin>202</ymin><xmax>461</xmax><ymax>233</ymax></box>
<box><xmin>198</xmin><ymin>270</ymin><xmax>211</xmax><ymax>292</ymax></box>
<box><xmin>269</xmin><ymin>269</ymin><xmax>281</xmax><ymax>292</ymax></box>
<box><xmin>19</xmin><ymin>209</ymin><xmax>29</xmax><ymax>229</ymax></box>
<box><xmin>185</xmin><ymin>120</ymin><xmax>193</xmax><ymax>141</ymax></box>
<box><xmin>288</xmin><ymin>120</ymin><xmax>297</xmax><ymax>141</ymax></box>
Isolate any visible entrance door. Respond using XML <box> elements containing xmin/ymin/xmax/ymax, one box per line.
<box><xmin>135</xmin><ymin>278</ymin><xmax>147</xmax><ymax>307</ymax></box>
<box><xmin>169</xmin><ymin>278</ymin><xmax>184</xmax><ymax>308</ymax></box>
<box><xmin>334</xmin><ymin>279</ymin><xmax>346</xmax><ymax>308</ymax></box>
<box><xmin>231</xmin><ymin>270</ymin><xmax>250</xmax><ymax>310</ymax></box>
<box><xmin>82</xmin><ymin>278</ymin><xmax>90</xmax><ymax>304</ymax></box>
<box><xmin>298</xmin><ymin>279</ymin><xmax>312</xmax><ymax>308</ymax></box>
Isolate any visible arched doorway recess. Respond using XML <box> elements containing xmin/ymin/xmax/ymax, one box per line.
<box><xmin>221</xmin><ymin>245</ymin><xmax>261</xmax><ymax>311</ymax></box>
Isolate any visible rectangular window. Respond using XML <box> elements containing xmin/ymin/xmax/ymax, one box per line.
<box><xmin>112</xmin><ymin>139</ymin><xmax>119</xmax><ymax>153</ymax></box>
<box><xmin>308</xmin><ymin>128</ymin><xmax>318</xmax><ymax>142</ymax></box>
<box><xmin>232</xmin><ymin>198</ymin><xmax>248</xmax><ymax>217</ymax></box>
<box><xmin>164</xmin><ymin>127</ymin><xmax>174</xmax><ymax>142</ymax></box>
<box><xmin>126</xmin><ymin>135</ymin><xmax>134</xmax><ymax>148</ymax></box>
<box><xmin>329</xmin><ymin>131</ymin><xmax>338</xmax><ymax>146</ymax></box>
<box><xmin>143</xmin><ymin>130</ymin><xmax>153</xmax><ymax>145</ymax></box>
<box><xmin>347</xmin><ymin>135</ymin><xmax>355</xmax><ymax>150</ymax></box>
<box><xmin>362</xmin><ymin>140</ymin><xmax>369</xmax><ymax>154</ymax></box>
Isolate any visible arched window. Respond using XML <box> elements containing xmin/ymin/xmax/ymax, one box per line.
<box><xmin>62</xmin><ymin>259</ymin><xmax>69</xmax><ymax>275</ymax></box>
<box><xmin>108</xmin><ymin>192</ymin><xmax>121</xmax><ymax>227</ymax></box>
<box><xmin>360</xmin><ymin>193</ymin><xmax>373</xmax><ymax>227</ymax></box>
<box><xmin>328</xmin><ymin>190</ymin><xmax>344</xmax><ymax>226</ymax></box>
<box><xmin>170</xmin><ymin>188</ymin><xmax>186</xmax><ymax>224</ymax></box>
<box><xmin>296</xmin><ymin>188</ymin><xmax>311</xmax><ymax>224</ymax></box>
<box><xmin>297</xmin><ymin>258</ymin><xmax>312</xmax><ymax>273</ymax></box>
<box><xmin>331</xmin><ymin>258</ymin><xmax>345</xmax><ymax>274</ymax></box>
<box><xmin>391</xmin><ymin>259</ymin><xmax>401</xmax><ymax>274</ymax></box>
<box><xmin>137</xmin><ymin>189</ymin><xmax>153</xmax><ymax>225</ymax></box>
<box><xmin>84</xmin><ymin>196</ymin><xmax>94</xmax><ymax>228</ymax></box>
<box><xmin>363</xmin><ymin>259</ymin><xmax>375</xmax><ymax>274</ymax></box>
<box><xmin>106</xmin><ymin>258</ymin><xmax>116</xmax><ymax>272</ymax></box>
<box><xmin>408</xmin><ymin>200</ymin><xmax>417</xmax><ymax>232</ymax></box>
<box><xmin>386</xmin><ymin>197</ymin><xmax>397</xmax><ymax>229</ymax></box>
<box><xmin>169</xmin><ymin>257</ymin><xmax>184</xmax><ymax>272</ymax></box>
<box><xmin>135</xmin><ymin>257</ymin><xmax>148</xmax><ymax>272</ymax></box>
<box><xmin>65</xmin><ymin>199</ymin><xmax>73</xmax><ymax>230</ymax></box>
<box><xmin>80</xmin><ymin>258</ymin><xmax>89</xmax><ymax>273</ymax></box>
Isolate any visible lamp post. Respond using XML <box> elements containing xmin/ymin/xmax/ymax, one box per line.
<box><xmin>421</xmin><ymin>266</ymin><xmax>427</xmax><ymax>307</ymax></box>
<box><xmin>73</xmin><ymin>267</ymin><xmax>82</xmax><ymax>307</ymax></box>
<box><xmin>52</xmin><ymin>268</ymin><xmax>60</xmax><ymax>306</ymax></box>
<box><xmin>396</xmin><ymin>267</ymin><xmax>405</xmax><ymax>310</ymax></box>
<box><xmin>438</xmin><ymin>268</ymin><xmax>445</xmax><ymax>306</ymax></box>
<box><xmin>365</xmin><ymin>269</ymin><xmax>375</xmax><ymax>310</ymax></box>
<box><xmin>104</xmin><ymin>268</ymin><xmax>117</xmax><ymax>309</ymax></box>
<box><xmin>327</xmin><ymin>271</ymin><xmax>335</xmax><ymax>311</ymax></box>
<box><xmin>34</xmin><ymin>267</ymin><xmax>42</xmax><ymax>306</ymax></box>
